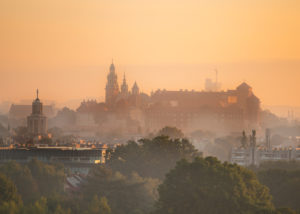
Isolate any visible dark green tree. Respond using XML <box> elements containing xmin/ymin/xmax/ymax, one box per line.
<box><xmin>81</xmin><ymin>166</ymin><xmax>158</xmax><ymax>214</ymax></box>
<box><xmin>0</xmin><ymin>173</ymin><xmax>21</xmax><ymax>204</ymax></box>
<box><xmin>157</xmin><ymin>126</ymin><xmax>184</xmax><ymax>139</ymax></box>
<box><xmin>155</xmin><ymin>157</ymin><xmax>274</xmax><ymax>214</ymax></box>
<box><xmin>108</xmin><ymin>136</ymin><xmax>200</xmax><ymax>179</ymax></box>
<box><xmin>27</xmin><ymin>159</ymin><xmax>65</xmax><ymax>197</ymax></box>
<box><xmin>257</xmin><ymin>168</ymin><xmax>300</xmax><ymax>210</ymax></box>
<box><xmin>85</xmin><ymin>195</ymin><xmax>111</xmax><ymax>214</ymax></box>
<box><xmin>0</xmin><ymin>173</ymin><xmax>22</xmax><ymax>214</ymax></box>
<box><xmin>0</xmin><ymin>161</ymin><xmax>39</xmax><ymax>203</ymax></box>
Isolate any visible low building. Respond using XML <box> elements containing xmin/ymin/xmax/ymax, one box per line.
<box><xmin>0</xmin><ymin>146</ymin><xmax>106</xmax><ymax>174</ymax></box>
<box><xmin>231</xmin><ymin>147</ymin><xmax>300</xmax><ymax>166</ymax></box>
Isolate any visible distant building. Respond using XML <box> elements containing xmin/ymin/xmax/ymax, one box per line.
<box><xmin>205</xmin><ymin>78</ymin><xmax>221</xmax><ymax>92</ymax></box>
<box><xmin>231</xmin><ymin>147</ymin><xmax>299</xmax><ymax>166</ymax></box>
<box><xmin>9</xmin><ymin>104</ymin><xmax>54</xmax><ymax>128</ymax></box>
<box><xmin>105</xmin><ymin>61</ymin><xmax>120</xmax><ymax>106</ymax></box>
<box><xmin>204</xmin><ymin>69</ymin><xmax>221</xmax><ymax>92</ymax></box>
<box><xmin>145</xmin><ymin>82</ymin><xmax>260</xmax><ymax>132</ymax></box>
<box><xmin>27</xmin><ymin>90</ymin><xmax>48</xmax><ymax>136</ymax></box>
<box><xmin>231</xmin><ymin>130</ymin><xmax>300</xmax><ymax>166</ymax></box>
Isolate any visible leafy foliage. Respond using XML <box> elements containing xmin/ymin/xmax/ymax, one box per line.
<box><xmin>0</xmin><ymin>159</ymin><xmax>65</xmax><ymax>203</ymax></box>
<box><xmin>80</xmin><ymin>166</ymin><xmax>159</xmax><ymax>214</ymax></box>
<box><xmin>84</xmin><ymin>196</ymin><xmax>111</xmax><ymax>214</ymax></box>
<box><xmin>257</xmin><ymin>164</ymin><xmax>300</xmax><ymax>210</ymax></box>
<box><xmin>108</xmin><ymin>136</ymin><xmax>200</xmax><ymax>179</ymax></box>
<box><xmin>0</xmin><ymin>173</ymin><xmax>21</xmax><ymax>205</ymax></box>
<box><xmin>155</xmin><ymin>157</ymin><xmax>274</xmax><ymax>214</ymax></box>
<box><xmin>157</xmin><ymin>126</ymin><xmax>184</xmax><ymax>139</ymax></box>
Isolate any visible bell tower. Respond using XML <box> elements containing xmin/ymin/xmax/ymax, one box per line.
<box><xmin>27</xmin><ymin>89</ymin><xmax>47</xmax><ymax>136</ymax></box>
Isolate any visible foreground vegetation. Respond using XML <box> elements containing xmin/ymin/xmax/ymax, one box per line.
<box><xmin>0</xmin><ymin>132</ymin><xmax>300</xmax><ymax>213</ymax></box>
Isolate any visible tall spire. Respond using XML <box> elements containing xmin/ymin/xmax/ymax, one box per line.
<box><xmin>123</xmin><ymin>72</ymin><xmax>126</xmax><ymax>82</ymax></box>
<box><xmin>36</xmin><ymin>89</ymin><xmax>39</xmax><ymax>100</ymax></box>
<box><xmin>132</xmin><ymin>81</ymin><xmax>140</xmax><ymax>95</ymax></box>
<box><xmin>110</xmin><ymin>60</ymin><xmax>115</xmax><ymax>73</ymax></box>
<box><xmin>121</xmin><ymin>72</ymin><xmax>129</xmax><ymax>96</ymax></box>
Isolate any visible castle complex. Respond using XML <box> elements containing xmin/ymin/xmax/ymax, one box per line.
<box><xmin>104</xmin><ymin>62</ymin><xmax>261</xmax><ymax>133</ymax></box>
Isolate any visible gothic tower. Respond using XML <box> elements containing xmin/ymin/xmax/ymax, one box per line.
<box><xmin>132</xmin><ymin>81</ymin><xmax>140</xmax><ymax>95</ymax></box>
<box><xmin>27</xmin><ymin>89</ymin><xmax>47</xmax><ymax>136</ymax></box>
<box><xmin>120</xmin><ymin>73</ymin><xmax>129</xmax><ymax>98</ymax></box>
<box><xmin>105</xmin><ymin>61</ymin><xmax>120</xmax><ymax>106</ymax></box>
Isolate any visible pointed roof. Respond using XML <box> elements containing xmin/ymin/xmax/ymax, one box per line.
<box><xmin>132</xmin><ymin>81</ymin><xmax>139</xmax><ymax>89</ymax></box>
<box><xmin>109</xmin><ymin>60</ymin><xmax>115</xmax><ymax>73</ymax></box>
<box><xmin>34</xmin><ymin>89</ymin><xmax>40</xmax><ymax>102</ymax></box>
<box><xmin>122</xmin><ymin>72</ymin><xmax>126</xmax><ymax>83</ymax></box>
<box><xmin>237</xmin><ymin>82</ymin><xmax>251</xmax><ymax>90</ymax></box>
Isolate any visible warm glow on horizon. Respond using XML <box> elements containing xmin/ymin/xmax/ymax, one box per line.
<box><xmin>0</xmin><ymin>0</ymin><xmax>300</xmax><ymax>108</ymax></box>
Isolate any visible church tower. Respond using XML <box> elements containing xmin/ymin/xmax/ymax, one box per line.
<box><xmin>27</xmin><ymin>89</ymin><xmax>47</xmax><ymax>136</ymax></box>
<box><xmin>105</xmin><ymin>61</ymin><xmax>120</xmax><ymax>106</ymax></box>
<box><xmin>132</xmin><ymin>81</ymin><xmax>140</xmax><ymax>95</ymax></box>
<box><xmin>120</xmin><ymin>73</ymin><xmax>129</xmax><ymax>98</ymax></box>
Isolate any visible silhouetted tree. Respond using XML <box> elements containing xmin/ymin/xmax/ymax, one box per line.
<box><xmin>157</xmin><ymin>126</ymin><xmax>184</xmax><ymax>139</ymax></box>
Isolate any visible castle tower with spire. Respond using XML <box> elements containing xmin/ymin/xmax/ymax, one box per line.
<box><xmin>27</xmin><ymin>89</ymin><xmax>47</xmax><ymax>136</ymax></box>
<box><xmin>120</xmin><ymin>73</ymin><xmax>129</xmax><ymax>98</ymax></box>
<box><xmin>105</xmin><ymin>61</ymin><xmax>120</xmax><ymax>106</ymax></box>
<box><xmin>132</xmin><ymin>81</ymin><xmax>140</xmax><ymax>95</ymax></box>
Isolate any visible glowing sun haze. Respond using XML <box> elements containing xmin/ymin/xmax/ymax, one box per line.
<box><xmin>0</xmin><ymin>0</ymin><xmax>299</xmax><ymax>107</ymax></box>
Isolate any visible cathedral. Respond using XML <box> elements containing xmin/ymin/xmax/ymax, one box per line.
<box><xmin>105</xmin><ymin>61</ymin><xmax>142</xmax><ymax>107</ymax></box>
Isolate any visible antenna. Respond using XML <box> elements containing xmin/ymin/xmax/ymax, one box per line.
<box><xmin>215</xmin><ymin>69</ymin><xmax>218</xmax><ymax>84</ymax></box>
<box><xmin>36</xmin><ymin>89</ymin><xmax>39</xmax><ymax>99</ymax></box>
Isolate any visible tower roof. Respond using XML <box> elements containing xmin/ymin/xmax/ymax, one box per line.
<box><xmin>123</xmin><ymin>72</ymin><xmax>126</xmax><ymax>83</ymax></box>
<box><xmin>237</xmin><ymin>82</ymin><xmax>251</xmax><ymax>90</ymax></box>
<box><xmin>132</xmin><ymin>81</ymin><xmax>139</xmax><ymax>89</ymax></box>
<box><xmin>110</xmin><ymin>61</ymin><xmax>115</xmax><ymax>73</ymax></box>
<box><xmin>34</xmin><ymin>89</ymin><xmax>40</xmax><ymax>102</ymax></box>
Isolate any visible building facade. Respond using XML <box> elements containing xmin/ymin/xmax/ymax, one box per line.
<box><xmin>145</xmin><ymin>82</ymin><xmax>260</xmax><ymax>132</ymax></box>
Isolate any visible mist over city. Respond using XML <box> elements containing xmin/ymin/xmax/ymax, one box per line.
<box><xmin>0</xmin><ymin>1</ymin><xmax>300</xmax><ymax>214</ymax></box>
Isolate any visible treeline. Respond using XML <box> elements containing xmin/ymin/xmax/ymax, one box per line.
<box><xmin>254</xmin><ymin>161</ymin><xmax>300</xmax><ymax>212</ymax></box>
<box><xmin>0</xmin><ymin>159</ymin><xmax>67</xmax><ymax>213</ymax></box>
<box><xmin>0</xmin><ymin>129</ymin><xmax>300</xmax><ymax>213</ymax></box>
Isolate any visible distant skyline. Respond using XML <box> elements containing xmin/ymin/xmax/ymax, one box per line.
<box><xmin>1</xmin><ymin>0</ymin><xmax>300</xmax><ymax>108</ymax></box>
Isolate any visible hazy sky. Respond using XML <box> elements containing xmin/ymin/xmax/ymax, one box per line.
<box><xmin>0</xmin><ymin>0</ymin><xmax>299</xmax><ymax>107</ymax></box>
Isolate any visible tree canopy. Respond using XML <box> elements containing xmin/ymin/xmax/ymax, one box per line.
<box><xmin>80</xmin><ymin>166</ymin><xmax>159</xmax><ymax>214</ymax></box>
<box><xmin>108</xmin><ymin>136</ymin><xmax>201</xmax><ymax>179</ymax></box>
<box><xmin>257</xmin><ymin>165</ymin><xmax>300</xmax><ymax>211</ymax></box>
<box><xmin>155</xmin><ymin>157</ymin><xmax>274</xmax><ymax>214</ymax></box>
<box><xmin>156</xmin><ymin>126</ymin><xmax>184</xmax><ymax>139</ymax></box>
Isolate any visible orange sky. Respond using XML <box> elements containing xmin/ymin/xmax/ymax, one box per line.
<box><xmin>0</xmin><ymin>0</ymin><xmax>299</xmax><ymax>108</ymax></box>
